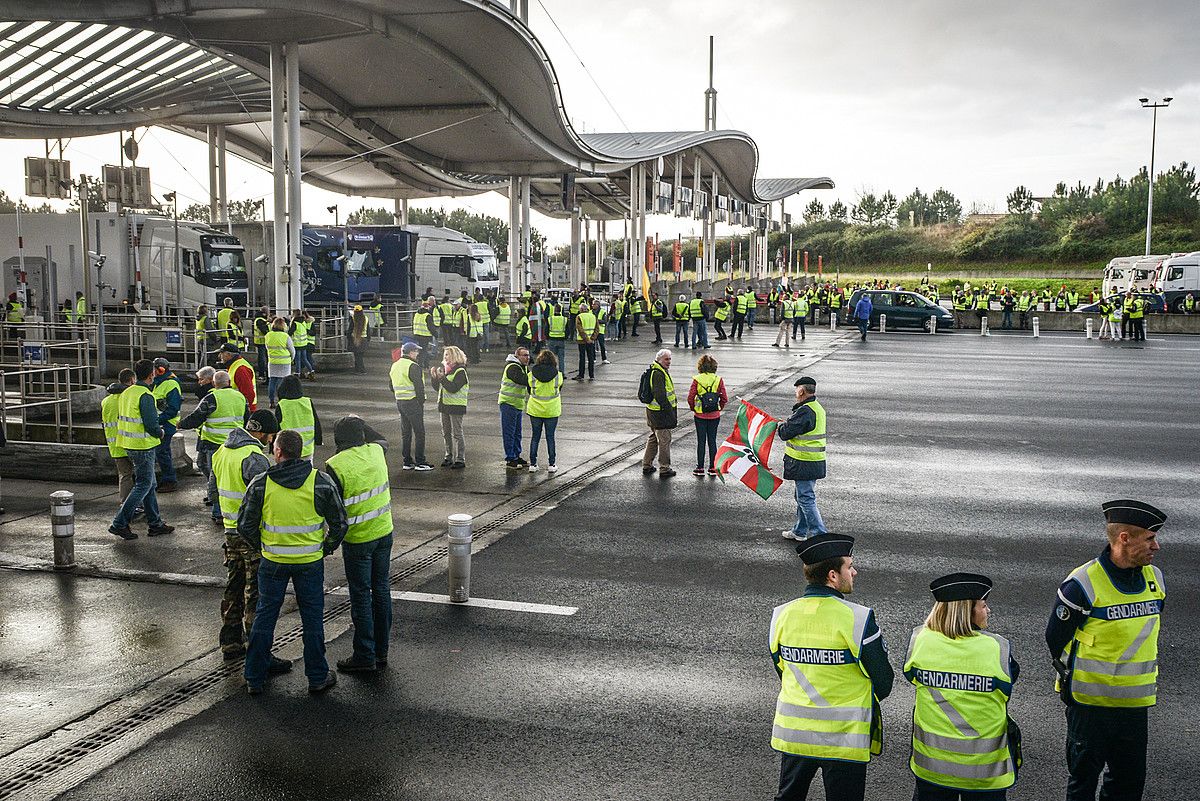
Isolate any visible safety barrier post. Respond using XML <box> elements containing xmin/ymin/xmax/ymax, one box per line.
<box><xmin>981</xmin><ymin>316</ymin><xmax>990</xmax><ymax>336</ymax></box>
<box><xmin>447</xmin><ymin>513</ymin><xmax>473</xmax><ymax>603</ymax></box>
<box><xmin>928</xmin><ymin>316</ymin><xmax>937</xmax><ymax>335</ymax></box>
<box><xmin>879</xmin><ymin>313</ymin><xmax>886</xmax><ymax>333</ymax></box>
<box><xmin>1085</xmin><ymin>318</ymin><xmax>1093</xmax><ymax>340</ymax></box>
<box><xmin>50</xmin><ymin>490</ymin><xmax>76</xmax><ymax>570</ymax></box>
<box><xmin>1032</xmin><ymin>317</ymin><xmax>1040</xmax><ymax>338</ymax></box>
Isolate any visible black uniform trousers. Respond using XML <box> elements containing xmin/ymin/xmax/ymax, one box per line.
<box><xmin>731</xmin><ymin>312</ymin><xmax>746</xmax><ymax>338</ymax></box>
<box><xmin>776</xmin><ymin>754</ymin><xmax>866</xmax><ymax>801</ymax></box>
<box><xmin>1065</xmin><ymin>705</ymin><xmax>1147</xmax><ymax>801</ymax></box>
<box><xmin>913</xmin><ymin>777</ymin><xmax>1005</xmax><ymax>800</ymax></box>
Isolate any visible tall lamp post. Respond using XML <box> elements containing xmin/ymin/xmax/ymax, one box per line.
<box><xmin>327</xmin><ymin>204</ymin><xmax>339</xmax><ymax>226</ymax></box>
<box><xmin>162</xmin><ymin>192</ymin><xmax>180</xmax><ymax>323</ymax></box>
<box><xmin>1139</xmin><ymin>96</ymin><xmax>1172</xmax><ymax>256</ymax></box>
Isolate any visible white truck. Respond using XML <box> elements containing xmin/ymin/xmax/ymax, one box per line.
<box><xmin>1101</xmin><ymin>254</ymin><xmax>1171</xmax><ymax>296</ymax></box>
<box><xmin>405</xmin><ymin>224</ymin><xmax>499</xmax><ymax>299</ymax></box>
<box><xmin>0</xmin><ymin>211</ymin><xmax>248</xmax><ymax>319</ymax></box>
<box><xmin>1156</xmin><ymin>251</ymin><xmax>1200</xmax><ymax>312</ymax></box>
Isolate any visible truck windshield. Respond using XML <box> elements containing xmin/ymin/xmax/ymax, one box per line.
<box><xmin>202</xmin><ymin>246</ymin><xmax>246</xmax><ymax>277</ymax></box>
<box><xmin>474</xmin><ymin>255</ymin><xmax>498</xmax><ymax>282</ymax></box>
<box><xmin>347</xmin><ymin>248</ymin><xmax>380</xmax><ymax>277</ymax></box>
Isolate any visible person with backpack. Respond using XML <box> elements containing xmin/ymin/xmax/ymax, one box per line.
<box><xmin>526</xmin><ymin>349</ymin><xmax>563</xmax><ymax>473</ymax></box>
<box><xmin>687</xmin><ymin>354</ymin><xmax>727</xmax><ymax>477</ymax></box>
<box><xmin>639</xmin><ymin>349</ymin><xmax>677</xmax><ymax>478</ymax></box>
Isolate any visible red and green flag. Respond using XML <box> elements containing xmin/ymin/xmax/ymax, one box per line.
<box><xmin>716</xmin><ymin>400</ymin><xmax>784</xmax><ymax>500</ymax></box>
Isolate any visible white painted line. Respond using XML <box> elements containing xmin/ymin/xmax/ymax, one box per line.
<box><xmin>329</xmin><ymin>587</ymin><xmax>578</xmax><ymax>615</ymax></box>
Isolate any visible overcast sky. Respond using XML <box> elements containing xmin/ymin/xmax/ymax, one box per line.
<box><xmin>1</xmin><ymin>0</ymin><xmax>1196</xmax><ymax>246</ymax></box>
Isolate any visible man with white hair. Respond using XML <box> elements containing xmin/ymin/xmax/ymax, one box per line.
<box><xmin>672</xmin><ymin>294</ymin><xmax>690</xmax><ymax>349</ymax></box>
<box><xmin>179</xmin><ymin>368</ymin><xmax>249</xmax><ymax>524</ymax></box>
<box><xmin>641</xmin><ymin>348</ymin><xmax>677</xmax><ymax>478</ymax></box>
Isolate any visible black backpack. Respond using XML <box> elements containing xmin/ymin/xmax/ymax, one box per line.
<box><xmin>637</xmin><ymin>366</ymin><xmax>655</xmax><ymax>404</ymax></box>
<box><xmin>696</xmin><ymin>376</ymin><xmax>721</xmax><ymax>414</ymax></box>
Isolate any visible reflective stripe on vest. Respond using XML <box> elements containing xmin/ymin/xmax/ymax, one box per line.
<box><xmin>645</xmin><ymin>362</ymin><xmax>675</xmax><ymax>412</ymax></box>
<box><xmin>116</xmin><ymin>385</ymin><xmax>160</xmax><ymax>450</ymax></box>
<box><xmin>575</xmin><ymin>311</ymin><xmax>597</xmax><ymax>342</ymax></box>
<box><xmin>495</xmin><ymin>304</ymin><xmax>512</xmax><ymax>325</ymax></box>
<box><xmin>475</xmin><ymin>300</ymin><xmax>491</xmax><ymax>324</ymax></box>
<box><xmin>785</xmin><ymin>399</ymin><xmax>826</xmax><ymax>462</ymax></box>
<box><xmin>101</xmin><ymin>392</ymin><xmax>126</xmax><ymax>458</ymax></box>
<box><xmin>327</xmin><ymin>443</ymin><xmax>393</xmax><ymax>544</ymax></box>
<box><xmin>253</xmin><ymin>317</ymin><xmax>268</xmax><ymax>344</ymax></box>
<box><xmin>689</xmin><ymin>298</ymin><xmax>705</xmax><ymax>320</ymax></box>
<box><xmin>905</xmin><ymin>626</ymin><xmax>1015</xmax><ymax>791</ymax></box>
<box><xmin>259</xmin><ymin>470</ymin><xmax>325</xmax><ymax>563</ymax></box>
<box><xmin>265</xmin><ymin>330</ymin><xmax>291</xmax><ymax>364</ymax></box>
<box><xmin>291</xmin><ymin>319</ymin><xmax>309</xmax><ymax>347</ymax></box>
<box><xmin>153</xmin><ymin>377</ymin><xmax>182</xmax><ymax>427</ymax></box>
<box><xmin>412</xmin><ymin>311</ymin><xmax>432</xmax><ymax>337</ymax></box>
<box><xmin>390</xmin><ymin>359</ymin><xmax>417</xmax><ymax>401</ymax></box>
<box><xmin>782</xmin><ymin>300</ymin><xmax>794</xmax><ymax>320</ymax></box>
<box><xmin>770</xmin><ymin>595</ymin><xmax>877</xmax><ymax>762</ymax></box>
<box><xmin>498</xmin><ymin>362</ymin><xmax>528</xmax><ymax>409</ymax></box>
<box><xmin>715</xmin><ymin>304</ymin><xmax>730</xmax><ymax>321</ymax></box>
<box><xmin>1059</xmin><ymin>558</ymin><xmax>1164</xmax><ymax>708</ymax></box>
<box><xmin>278</xmin><ymin>397</ymin><xmax>316</xmax><ymax>457</ymax></box>
<box><xmin>439</xmin><ymin>366</ymin><xmax>469</xmax><ymax>407</ymax></box>
<box><xmin>527</xmin><ymin>373</ymin><xmax>563</xmax><ymax>418</ymax></box>
<box><xmin>548</xmin><ymin>314</ymin><xmax>567</xmax><ymax>339</ymax></box>
<box><xmin>212</xmin><ymin>440</ymin><xmax>261</xmax><ymax>530</ymax></box>
<box><xmin>200</xmin><ymin>387</ymin><xmax>248</xmax><ymax>444</ymax></box>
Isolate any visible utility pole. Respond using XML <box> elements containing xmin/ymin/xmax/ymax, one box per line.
<box><xmin>1139</xmin><ymin>96</ymin><xmax>1172</xmax><ymax>256</ymax></box>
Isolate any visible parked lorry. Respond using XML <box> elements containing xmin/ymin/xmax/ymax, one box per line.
<box><xmin>1155</xmin><ymin>251</ymin><xmax>1200</xmax><ymax>312</ymax></box>
<box><xmin>1102</xmin><ymin>254</ymin><xmax>1174</xmax><ymax>296</ymax></box>
<box><xmin>0</xmin><ymin>211</ymin><xmax>248</xmax><ymax>318</ymax></box>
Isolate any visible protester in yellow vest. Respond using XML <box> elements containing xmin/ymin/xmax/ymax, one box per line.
<box><xmin>179</xmin><ymin>368</ymin><xmax>248</xmax><ymax>524</ymax></box>
<box><xmin>390</xmin><ymin>341</ymin><xmax>432</xmax><ymax>470</ymax></box>
<box><xmin>102</xmin><ymin>369</ymin><xmax>136</xmax><ymax>505</ymax></box>
<box><xmin>641</xmin><ymin>349</ymin><xmax>677</xmax><ymax>478</ymax></box>
<box><xmin>237</xmin><ymin>429</ymin><xmax>347</xmax><ymax>695</ymax></box>
<box><xmin>151</xmin><ymin>358</ymin><xmax>183</xmax><ymax>492</ymax></box>
<box><xmin>526</xmin><ymin>349</ymin><xmax>563</xmax><ymax>473</ymax></box>
<box><xmin>274</xmin><ymin>375</ymin><xmax>322</xmax><ymax>459</ymax></box>
<box><xmin>430</xmin><ymin>345</ymin><xmax>469</xmax><ymax>468</ymax></box>
<box><xmin>686</xmin><ymin>354</ymin><xmax>726</xmax><ymax>476</ymax></box>
<box><xmin>109</xmin><ymin>359</ymin><xmax>175</xmax><ymax>540</ymax></box>
<box><xmin>1047</xmin><ymin>499</ymin><xmax>1167</xmax><ymax>800</ymax></box>
<box><xmin>324</xmin><ymin>415</ymin><xmax>394</xmax><ymax>672</ymax></box>
<box><xmin>771</xmin><ymin>533</ymin><xmax>892</xmax><ymax>801</ymax></box>
<box><xmin>905</xmin><ymin>573</ymin><xmax>1018</xmax><ymax>799</ymax></box>
<box><xmin>779</xmin><ymin>376</ymin><xmax>827</xmax><ymax>541</ymax></box>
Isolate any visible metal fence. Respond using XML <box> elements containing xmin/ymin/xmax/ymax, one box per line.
<box><xmin>0</xmin><ymin>363</ymin><xmax>80</xmax><ymax>442</ymax></box>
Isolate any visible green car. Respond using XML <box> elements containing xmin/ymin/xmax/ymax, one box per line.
<box><xmin>845</xmin><ymin>289</ymin><xmax>956</xmax><ymax>331</ymax></box>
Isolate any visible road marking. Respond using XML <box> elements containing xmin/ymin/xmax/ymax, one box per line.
<box><xmin>329</xmin><ymin>587</ymin><xmax>578</xmax><ymax>616</ymax></box>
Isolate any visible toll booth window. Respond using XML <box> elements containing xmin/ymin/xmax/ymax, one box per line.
<box><xmin>439</xmin><ymin>256</ymin><xmax>471</xmax><ymax>277</ymax></box>
<box><xmin>316</xmin><ymin>248</ymin><xmax>343</xmax><ymax>274</ymax></box>
<box><xmin>347</xmin><ymin>248</ymin><xmax>380</xmax><ymax>277</ymax></box>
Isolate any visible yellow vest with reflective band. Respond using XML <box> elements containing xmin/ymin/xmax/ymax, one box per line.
<box><xmin>1058</xmin><ymin>558</ymin><xmax>1164</xmax><ymax>708</ymax></box>
<box><xmin>439</xmin><ymin>366</ymin><xmax>469</xmax><ymax>407</ymax></box>
<box><xmin>795</xmin><ymin>297</ymin><xmax>810</xmax><ymax>316</ymax></box>
<box><xmin>438</xmin><ymin>302</ymin><xmax>454</xmax><ymax>325</ymax></box>
<box><xmin>785</xmin><ymin>399</ymin><xmax>826</xmax><ymax>463</ymax></box>
<box><xmin>390</xmin><ymin>358</ymin><xmax>417</xmax><ymax>401</ymax></box>
<box><xmin>265</xmin><ymin>330</ymin><xmax>290</xmax><ymax>365</ymax></box>
<box><xmin>228</xmin><ymin>357</ymin><xmax>257</xmax><ymax>407</ymax></box>
<box><xmin>212</xmin><ymin>439</ymin><xmax>261</xmax><ymax>530</ymax></box>
<box><xmin>1017</xmin><ymin>296</ymin><xmax>1031</xmax><ymax>311</ymax></box>
<box><xmin>465</xmin><ymin>313</ymin><xmax>482</xmax><ymax>338</ymax></box>
<box><xmin>689</xmin><ymin>298</ymin><xmax>705</xmax><ymax>320</ymax></box>
<box><xmin>770</xmin><ymin>595</ymin><xmax>880</xmax><ymax>762</ymax></box>
<box><xmin>495</xmin><ymin>303</ymin><xmax>512</xmax><ymax>325</ymax></box>
<box><xmin>527</xmin><ymin>372</ymin><xmax>563</xmax><ymax>418</ymax></box>
<box><xmin>217</xmin><ymin>307</ymin><xmax>233</xmax><ymax>333</ymax></box>
<box><xmin>200</xmin><ymin>387</ymin><xmax>247</xmax><ymax>445</ymax></box>
<box><xmin>515</xmin><ymin>317</ymin><xmax>531</xmax><ymax>340</ymax></box>
<box><xmin>291</xmin><ymin>319</ymin><xmax>309</xmax><ymax>347</ymax></box>
<box><xmin>830</xmin><ymin>293</ymin><xmax>843</xmax><ymax>309</ymax></box>
<box><xmin>674</xmin><ymin>301</ymin><xmax>689</xmax><ymax>318</ymax></box>
<box><xmin>575</xmin><ymin>310</ymin><xmax>597</xmax><ymax>342</ymax></box>
<box><xmin>326</xmin><ymin>443</ymin><xmax>393</xmax><ymax>544</ymax></box>
<box><xmin>253</xmin><ymin>317</ymin><xmax>268</xmax><ymax>345</ymax></box>
<box><xmin>76</xmin><ymin>297</ymin><xmax>88</xmax><ymax>321</ymax></box>
<box><xmin>117</xmin><ymin>384</ymin><xmax>160</xmax><ymax>450</ymax></box>
<box><xmin>746</xmin><ymin>292</ymin><xmax>758</xmax><ymax>309</ymax></box>
<box><xmin>278</xmin><ymin>397</ymin><xmax>316</xmax><ymax>457</ymax></box>
<box><xmin>1127</xmin><ymin>299</ymin><xmax>1144</xmax><ymax>319</ymax></box>
<box><xmin>195</xmin><ymin>315</ymin><xmax>208</xmax><ymax>341</ymax></box>
<box><xmin>153</xmin><ymin>376</ymin><xmax>181</xmax><ymax>427</ymax></box>
<box><xmin>645</xmin><ymin>362</ymin><xmax>675</xmax><ymax>412</ymax></box>
<box><xmin>735</xmin><ymin>294</ymin><xmax>748</xmax><ymax>313</ymax></box>
<box><xmin>651</xmin><ymin>300</ymin><xmax>665</xmax><ymax>319</ymax></box>
<box><xmin>691</xmin><ymin>372</ymin><xmax>721</xmax><ymax>415</ymax></box>
<box><xmin>370</xmin><ymin>303</ymin><xmax>383</xmax><ymax>326</ymax></box>
<box><xmin>715</xmin><ymin>303</ymin><xmax>730</xmax><ymax>321</ymax></box>
<box><xmin>475</xmin><ymin>299</ymin><xmax>491</xmax><ymax>324</ymax></box>
<box><xmin>782</xmin><ymin>299</ymin><xmax>794</xmax><ymax>320</ymax></box>
<box><xmin>498</xmin><ymin>362</ymin><xmax>528</xmax><ymax>410</ymax></box>
<box><xmin>102</xmin><ymin>392</ymin><xmax>126</xmax><ymax>458</ymax></box>
<box><xmin>259</xmin><ymin>470</ymin><xmax>325</xmax><ymax>564</ymax></box>
<box><xmin>905</xmin><ymin>627</ymin><xmax>1016</xmax><ymax>791</ymax></box>
<box><xmin>548</xmin><ymin>313</ymin><xmax>567</xmax><ymax>339</ymax></box>
<box><xmin>412</xmin><ymin>310</ymin><xmax>432</xmax><ymax>337</ymax></box>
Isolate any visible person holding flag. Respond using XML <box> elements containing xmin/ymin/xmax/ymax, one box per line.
<box><xmin>779</xmin><ymin>375</ymin><xmax>828</xmax><ymax>542</ymax></box>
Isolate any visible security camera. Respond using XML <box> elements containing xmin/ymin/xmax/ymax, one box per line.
<box><xmin>254</xmin><ymin>254</ymin><xmax>269</xmax><ymax>264</ymax></box>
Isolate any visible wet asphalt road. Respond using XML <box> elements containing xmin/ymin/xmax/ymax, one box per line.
<box><xmin>41</xmin><ymin>331</ymin><xmax>1200</xmax><ymax>800</ymax></box>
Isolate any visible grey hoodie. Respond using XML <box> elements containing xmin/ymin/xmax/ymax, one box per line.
<box><xmin>206</xmin><ymin>427</ymin><xmax>271</xmax><ymax>510</ymax></box>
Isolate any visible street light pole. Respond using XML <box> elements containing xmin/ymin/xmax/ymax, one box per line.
<box><xmin>1139</xmin><ymin>96</ymin><xmax>1172</xmax><ymax>256</ymax></box>
<box><xmin>164</xmin><ymin>192</ymin><xmax>181</xmax><ymax>324</ymax></box>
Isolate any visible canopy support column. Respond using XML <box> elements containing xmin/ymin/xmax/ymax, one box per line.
<box><xmin>508</xmin><ymin>178</ymin><xmax>520</xmax><ymax>297</ymax></box>
<box><xmin>216</xmin><ymin>125</ymin><xmax>230</xmax><ymax>234</ymax></box>
<box><xmin>269</xmin><ymin>44</ymin><xmax>288</xmax><ymax>313</ymax></box>
<box><xmin>285</xmin><ymin>41</ymin><xmax>303</xmax><ymax>310</ymax></box>
<box><xmin>521</xmin><ymin>178</ymin><xmax>531</xmax><ymax>291</ymax></box>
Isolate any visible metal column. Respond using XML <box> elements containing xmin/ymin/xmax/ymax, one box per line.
<box><xmin>285</xmin><ymin>42</ymin><xmax>303</xmax><ymax>310</ymax></box>
<box><xmin>269</xmin><ymin>45</ymin><xmax>289</xmax><ymax>312</ymax></box>
<box><xmin>570</xmin><ymin>208</ymin><xmax>582</xmax><ymax>287</ymax></box>
<box><xmin>508</xmin><ymin>178</ymin><xmax>520</xmax><ymax>296</ymax></box>
<box><xmin>521</xmin><ymin>178</ymin><xmax>532</xmax><ymax>290</ymax></box>
<box><xmin>216</xmin><ymin>125</ymin><xmax>230</xmax><ymax>234</ymax></box>
<box><xmin>207</xmin><ymin>125</ymin><xmax>219</xmax><ymax>224</ymax></box>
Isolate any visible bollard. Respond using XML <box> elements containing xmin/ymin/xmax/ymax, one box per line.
<box><xmin>879</xmin><ymin>313</ymin><xmax>887</xmax><ymax>333</ymax></box>
<box><xmin>1032</xmin><ymin>316</ymin><xmax>1040</xmax><ymax>338</ymax></box>
<box><xmin>446</xmin><ymin>513</ymin><xmax>473</xmax><ymax>603</ymax></box>
<box><xmin>928</xmin><ymin>315</ymin><xmax>938</xmax><ymax>335</ymax></box>
<box><xmin>1085</xmin><ymin>318</ymin><xmax>1093</xmax><ymax>340</ymax></box>
<box><xmin>981</xmin><ymin>316</ymin><xmax>990</xmax><ymax>336</ymax></box>
<box><xmin>828</xmin><ymin>313</ymin><xmax>836</xmax><ymax>332</ymax></box>
<box><xmin>50</xmin><ymin>490</ymin><xmax>76</xmax><ymax>570</ymax></box>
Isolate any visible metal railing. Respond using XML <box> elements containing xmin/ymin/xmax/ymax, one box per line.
<box><xmin>0</xmin><ymin>363</ymin><xmax>78</xmax><ymax>442</ymax></box>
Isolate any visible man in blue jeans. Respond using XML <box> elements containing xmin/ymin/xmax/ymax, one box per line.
<box><xmin>109</xmin><ymin>359</ymin><xmax>175</xmax><ymax>540</ymax></box>
<box><xmin>324</xmin><ymin>415</ymin><xmax>393</xmax><ymax>672</ymax></box>
<box><xmin>237</xmin><ymin>429</ymin><xmax>348</xmax><ymax>695</ymax></box>
<box><xmin>499</xmin><ymin>346</ymin><xmax>530</xmax><ymax>469</ymax></box>
<box><xmin>151</xmin><ymin>358</ymin><xmax>182</xmax><ymax>492</ymax></box>
<box><xmin>853</xmin><ymin>292</ymin><xmax>873</xmax><ymax>342</ymax></box>
<box><xmin>777</xmin><ymin>376</ymin><xmax>828</xmax><ymax>542</ymax></box>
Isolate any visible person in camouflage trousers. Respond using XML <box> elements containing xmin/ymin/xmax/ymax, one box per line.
<box><xmin>209</xmin><ymin>410</ymin><xmax>290</xmax><ymax>675</ymax></box>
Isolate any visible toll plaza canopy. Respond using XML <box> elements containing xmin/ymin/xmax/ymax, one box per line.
<box><xmin>0</xmin><ymin>0</ymin><xmax>832</xmax><ymax>219</ymax></box>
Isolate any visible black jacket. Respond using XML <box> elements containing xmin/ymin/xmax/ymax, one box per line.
<box><xmin>431</xmin><ymin>364</ymin><xmax>469</xmax><ymax>415</ymax></box>
<box><xmin>237</xmin><ymin>457</ymin><xmax>348</xmax><ymax>555</ymax></box>
<box><xmin>778</xmin><ymin>398</ymin><xmax>826</xmax><ymax>481</ymax></box>
<box><xmin>645</xmin><ymin>364</ymin><xmax>678</xmax><ymax>430</ymax></box>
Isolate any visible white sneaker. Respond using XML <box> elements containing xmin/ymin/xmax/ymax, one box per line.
<box><xmin>547</xmin><ymin>464</ymin><xmax>557</xmax><ymax>473</ymax></box>
<box><xmin>601</xmin><ymin>359</ymin><xmax>611</xmax><ymax>364</ymax></box>
<box><xmin>528</xmin><ymin>464</ymin><xmax>539</xmax><ymax>473</ymax></box>
<box><xmin>782</xmin><ymin>530</ymin><xmax>807</xmax><ymax>542</ymax></box>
